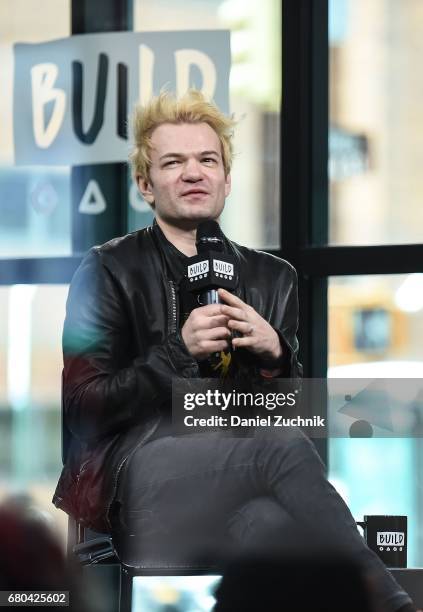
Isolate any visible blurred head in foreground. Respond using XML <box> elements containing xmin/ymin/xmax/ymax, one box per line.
<box><xmin>0</xmin><ymin>495</ymin><xmax>96</xmax><ymax>612</ymax></box>
<box><xmin>0</xmin><ymin>495</ymin><xmax>67</xmax><ymax>591</ymax></box>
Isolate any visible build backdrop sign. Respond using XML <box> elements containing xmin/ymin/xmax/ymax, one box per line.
<box><xmin>13</xmin><ymin>30</ymin><xmax>230</xmax><ymax>166</ymax></box>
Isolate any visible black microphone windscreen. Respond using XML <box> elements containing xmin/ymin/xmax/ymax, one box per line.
<box><xmin>196</xmin><ymin>220</ymin><xmax>223</xmax><ymax>253</ymax></box>
<box><xmin>196</xmin><ymin>220</ymin><xmax>222</xmax><ymax>241</ymax></box>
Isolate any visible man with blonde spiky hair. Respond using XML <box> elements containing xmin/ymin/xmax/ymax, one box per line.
<box><xmin>130</xmin><ymin>89</ymin><xmax>235</xmax><ymax>183</ymax></box>
<box><xmin>53</xmin><ymin>90</ymin><xmax>415</xmax><ymax>612</ymax></box>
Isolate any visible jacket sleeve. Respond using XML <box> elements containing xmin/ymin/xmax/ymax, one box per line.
<box><xmin>262</xmin><ymin>264</ymin><xmax>303</xmax><ymax>380</ymax></box>
<box><xmin>279</xmin><ymin>265</ymin><xmax>302</xmax><ymax>379</ymax></box>
<box><xmin>63</xmin><ymin>249</ymin><xmax>199</xmax><ymax>443</ymax></box>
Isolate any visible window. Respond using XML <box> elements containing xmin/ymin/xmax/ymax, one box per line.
<box><xmin>0</xmin><ymin>0</ymin><xmax>71</xmax><ymax>259</ymax></box>
<box><xmin>0</xmin><ymin>0</ymin><xmax>71</xmax><ymax>543</ymax></box>
<box><xmin>131</xmin><ymin>0</ymin><xmax>282</xmax><ymax>249</ymax></box>
<box><xmin>281</xmin><ymin>0</ymin><xmax>423</xmax><ymax>568</ymax></box>
<box><xmin>329</xmin><ymin>0</ymin><xmax>423</xmax><ymax>246</ymax></box>
<box><xmin>0</xmin><ymin>284</ymin><xmax>68</xmax><ymax>539</ymax></box>
<box><xmin>326</xmin><ymin>0</ymin><xmax>423</xmax><ymax>566</ymax></box>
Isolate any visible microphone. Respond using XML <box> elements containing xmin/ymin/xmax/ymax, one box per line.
<box><xmin>183</xmin><ymin>220</ymin><xmax>237</xmax><ymax>372</ymax></box>
<box><xmin>185</xmin><ymin>220</ymin><xmax>237</xmax><ymax>305</ymax></box>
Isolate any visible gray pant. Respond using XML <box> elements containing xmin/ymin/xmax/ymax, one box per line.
<box><xmin>113</xmin><ymin>427</ymin><xmax>411</xmax><ymax>611</ymax></box>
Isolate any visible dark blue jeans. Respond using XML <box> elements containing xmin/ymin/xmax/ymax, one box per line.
<box><xmin>113</xmin><ymin>427</ymin><xmax>411</xmax><ymax>612</ymax></box>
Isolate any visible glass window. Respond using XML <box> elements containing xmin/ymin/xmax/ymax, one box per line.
<box><xmin>0</xmin><ymin>284</ymin><xmax>68</xmax><ymax>541</ymax></box>
<box><xmin>329</xmin><ymin>0</ymin><xmax>423</xmax><ymax>245</ymax></box>
<box><xmin>328</xmin><ymin>274</ymin><xmax>423</xmax><ymax>369</ymax></box>
<box><xmin>328</xmin><ymin>274</ymin><xmax>423</xmax><ymax>566</ymax></box>
<box><xmin>0</xmin><ymin>0</ymin><xmax>71</xmax><ymax>258</ymax></box>
<box><xmin>132</xmin><ymin>0</ymin><xmax>281</xmax><ymax>249</ymax></box>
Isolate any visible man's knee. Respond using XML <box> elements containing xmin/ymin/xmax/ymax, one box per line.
<box><xmin>253</xmin><ymin>429</ymin><xmax>327</xmax><ymax>484</ymax></box>
<box><xmin>227</xmin><ymin>497</ymin><xmax>296</xmax><ymax>549</ymax></box>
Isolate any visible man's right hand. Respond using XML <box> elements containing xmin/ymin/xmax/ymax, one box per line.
<box><xmin>181</xmin><ymin>304</ymin><xmax>231</xmax><ymax>360</ymax></box>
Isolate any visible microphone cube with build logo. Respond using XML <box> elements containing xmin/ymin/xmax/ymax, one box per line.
<box><xmin>360</xmin><ymin>515</ymin><xmax>407</xmax><ymax>568</ymax></box>
<box><xmin>186</xmin><ymin>251</ymin><xmax>237</xmax><ymax>293</ymax></box>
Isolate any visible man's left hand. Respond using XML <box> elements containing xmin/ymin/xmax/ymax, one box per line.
<box><xmin>218</xmin><ymin>288</ymin><xmax>282</xmax><ymax>362</ymax></box>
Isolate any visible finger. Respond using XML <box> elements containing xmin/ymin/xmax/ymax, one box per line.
<box><xmin>202</xmin><ymin>326</ymin><xmax>232</xmax><ymax>341</ymax></box>
<box><xmin>231</xmin><ymin>335</ymin><xmax>255</xmax><ymax>349</ymax></box>
<box><xmin>193</xmin><ymin>314</ymin><xmax>229</xmax><ymax>330</ymax></box>
<box><xmin>201</xmin><ymin>340</ymin><xmax>230</xmax><ymax>354</ymax></box>
<box><xmin>220</xmin><ymin>304</ymin><xmax>245</xmax><ymax>321</ymax></box>
<box><xmin>228</xmin><ymin>319</ymin><xmax>255</xmax><ymax>335</ymax></box>
<box><xmin>208</xmin><ymin>315</ymin><xmax>230</xmax><ymax>328</ymax></box>
<box><xmin>218</xmin><ymin>288</ymin><xmax>247</xmax><ymax>308</ymax></box>
<box><xmin>196</xmin><ymin>303</ymin><xmax>225</xmax><ymax>317</ymax></box>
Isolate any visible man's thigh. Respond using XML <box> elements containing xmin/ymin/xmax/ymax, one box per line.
<box><xmin>112</xmin><ymin>428</ymin><xmax>307</xmax><ymax>565</ymax></box>
<box><xmin>118</xmin><ymin>433</ymin><xmax>263</xmax><ymax>528</ymax></box>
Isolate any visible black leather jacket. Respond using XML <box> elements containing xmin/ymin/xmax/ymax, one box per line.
<box><xmin>53</xmin><ymin>224</ymin><xmax>302</xmax><ymax>531</ymax></box>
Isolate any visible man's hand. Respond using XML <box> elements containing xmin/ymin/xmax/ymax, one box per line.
<box><xmin>181</xmin><ymin>304</ymin><xmax>231</xmax><ymax>360</ymax></box>
<box><xmin>218</xmin><ymin>288</ymin><xmax>283</xmax><ymax>362</ymax></box>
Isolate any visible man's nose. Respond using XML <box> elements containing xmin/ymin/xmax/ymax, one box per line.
<box><xmin>181</xmin><ymin>158</ymin><xmax>203</xmax><ymax>181</ymax></box>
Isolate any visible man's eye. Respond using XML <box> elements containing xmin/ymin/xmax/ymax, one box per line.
<box><xmin>164</xmin><ymin>160</ymin><xmax>179</xmax><ymax>167</ymax></box>
<box><xmin>202</xmin><ymin>158</ymin><xmax>217</xmax><ymax>164</ymax></box>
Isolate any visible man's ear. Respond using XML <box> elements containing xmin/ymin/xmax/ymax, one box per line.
<box><xmin>224</xmin><ymin>173</ymin><xmax>231</xmax><ymax>198</ymax></box>
<box><xmin>137</xmin><ymin>175</ymin><xmax>155</xmax><ymax>206</ymax></box>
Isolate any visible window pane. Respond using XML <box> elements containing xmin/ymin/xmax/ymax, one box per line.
<box><xmin>132</xmin><ymin>0</ymin><xmax>281</xmax><ymax>249</ymax></box>
<box><xmin>0</xmin><ymin>1</ymin><xmax>71</xmax><ymax>258</ymax></box>
<box><xmin>0</xmin><ymin>285</ymin><xmax>68</xmax><ymax>541</ymax></box>
<box><xmin>328</xmin><ymin>274</ymin><xmax>423</xmax><ymax>566</ymax></box>
<box><xmin>329</xmin><ymin>0</ymin><xmax>423</xmax><ymax>245</ymax></box>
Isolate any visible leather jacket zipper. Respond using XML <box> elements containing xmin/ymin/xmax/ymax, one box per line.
<box><xmin>168</xmin><ymin>280</ymin><xmax>178</xmax><ymax>334</ymax></box>
<box><xmin>105</xmin><ymin>458</ymin><xmax>128</xmax><ymax>529</ymax></box>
